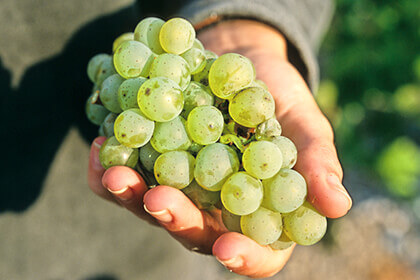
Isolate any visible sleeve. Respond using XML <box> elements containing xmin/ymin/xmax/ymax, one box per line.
<box><xmin>171</xmin><ymin>0</ymin><xmax>335</xmax><ymax>92</ymax></box>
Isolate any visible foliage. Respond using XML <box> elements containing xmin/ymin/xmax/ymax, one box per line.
<box><xmin>318</xmin><ymin>0</ymin><xmax>420</xmax><ymax>198</ymax></box>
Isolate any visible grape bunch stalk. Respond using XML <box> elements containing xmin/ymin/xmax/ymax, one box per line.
<box><xmin>85</xmin><ymin>17</ymin><xmax>327</xmax><ymax>249</ymax></box>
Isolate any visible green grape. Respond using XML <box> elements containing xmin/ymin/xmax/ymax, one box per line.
<box><xmin>114</xmin><ymin>108</ymin><xmax>154</xmax><ymax>148</ymax></box>
<box><xmin>118</xmin><ymin>77</ymin><xmax>147</xmax><ymax>110</ymax></box>
<box><xmin>188</xmin><ymin>142</ymin><xmax>203</xmax><ymax>155</ymax></box>
<box><xmin>154</xmin><ymin>151</ymin><xmax>195</xmax><ymax>189</ymax></box>
<box><xmin>139</xmin><ymin>142</ymin><xmax>161</xmax><ymax>172</ymax></box>
<box><xmin>98</xmin><ymin>113</ymin><xmax>117</xmax><ymax>137</ymax></box>
<box><xmin>137</xmin><ymin>77</ymin><xmax>184</xmax><ymax>122</ymax></box>
<box><xmin>209</xmin><ymin>53</ymin><xmax>254</xmax><ymax>99</ymax></box>
<box><xmin>112</xmin><ymin>32</ymin><xmax>134</xmax><ymax>53</ymax></box>
<box><xmin>192</xmin><ymin>58</ymin><xmax>215</xmax><ymax>87</ymax></box>
<box><xmin>229</xmin><ymin>87</ymin><xmax>275</xmax><ymax>127</ymax></box>
<box><xmin>150</xmin><ymin>116</ymin><xmax>191</xmax><ymax>153</ymax></box>
<box><xmin>149</xmin><ymin>53</ymin><xmax>191</xmax><ymax>90</ymax></box>
<box><xmin>255</xmin><ymin>118</ymin><xmax>282</xmax><ymax>140</ymax></box>
<box><xmin>204</xmin><ymin>50</ymin><xmax>218</xmax><ymax>59</ymax></box>
<box><xmin>181</xmin><ymin>81</ymin><xmax>214</xmax><ymax>118</ymax></box>
<box><xmin>95</xmin><ymin>56</ymin><xmax>117</xmax><ymax>86</ymax></box>
<box><xmin>194</xmin><ymin>143</ymin><xmax>239</xmax><ymax>191</ymax></box>
<box><xmin>99</xmin><ymin>136</ymin><xmax>139</xmax><ymax>169</ymax></box>
<box><xmin>86</xmin><ymin>90</ymin><xmax>109</xmax><ymax>125</ymax></box>
<box><xmin>221</xmin><ymin>172</ymin><xmax>263</xmax><ymax>215</ymax></box>
<box><xmin>221</xmin><ymin>206</ymin><xmax>242</xmax><ymax>233</ymax></box>
<box><xmin>252</xmin><ymin>79</ymin><xmax>269</xmax><ymax>91</ymax></box>
<box><xmin>283</xmin><ymin>201</ymin><xmax>327</xmax><ymax>246</ymax></box>
<box><xmin>262</xmin><ymin>169</ymin><xmax>307</xmax><ymax>213</ymax></box>
<box><xmin>87</xmin><ymin>53</ymin><xmax>109</xmax><ymax>83</ymax></box>
<box><xmin>181</xmin><ymin>47</ymin><xmax>206</xmax><ymax>74</ymax></box>
<box><xmin>159</xmin><ymin>18</ymin><xmax>195</xmax><ymax>55</ymax></box>
<box><xmin>270</xmin><ymin>136</ymin><xmax>298</xmax><ymax>168</ymax></box>
<box><xmin>269</xmin><ymin>231</ymin><xmax>295</xmax><ymax>250</ymax></box>
<box><xmin>100</xmin><ymin>74</ymin><xmax>125</xmax><ymax>113</ymax></box>
<box><xmin>134</xmin><ymin>17</ymin><xmax>165</xmax><ymax>54</ymax></box>
<box><xmin>186</xmin><ymin>105</ymin><xmax>224</xmax><ymax>145</ymax></box>
<box><xmin>192</xmin><ymin>38</ymin><xmax>204</xmax><ymax>51</ymax></box>
<box><xmin>241</xmin><ymin>207</ymin><xmax>283</xmax><ymax>245</ymax></box>
<box><xmin>182</xmin><ymin>180</ymin><xmax>220</xmax><ymax>210</ymax></box>
<box><xmin>113</xmin><ymin>40</ymin><xmax>153</xmax><ymax>79</ymax></box>
<box><xmin>242</xmin><ymin>140</ymin><xmax>283</xmax><ymax>179</ymax></box>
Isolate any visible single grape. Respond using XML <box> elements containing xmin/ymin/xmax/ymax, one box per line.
<box><xmin>149</xmin><ymin>53</ymin><xmax>191</xmax><ymax>90</ymax></box>
<box><xmin>87</xmin><ymin>54</ymin><xmax>110</xmax><ymax>83</ymax></box>
<box><xmin>150</xmin><ymin>116</ymin><xmax>191</xmax><ymax>153</ymax></box>
<box><xmin>114</xmin><ymin>108</ymin><xmax>154</xmax><ymax>148</ymax></box>
<box><xmin>194</xmin><ymin>143</ymin><xmax>239</xmax><ymax>191</ymax></box>
<box><xmin>139</xmin><ymin>142</ymin><xmax>161</xmax><ymax>172</ymax></box>
<box><xmin>270</xmin><ymin>136</ymin><xmax>298</xmax><ymax>168</ymax></box>
<box><xmin>262</xmin><ymin>169</ymin><xmax>307</xmax><ymax>213</ymax></box>
<box><xmin>241</xmin><ymin>206</ymin><xmax>283</xmax><ymax>245</ymax></box>
<box><xmin>283</xmin><ymin>201</ymin><xmax>327</xmax><ymax>246</ymax></box>
<box><xmin>221</xmin><ymin>206</ymin><xmax>242</xmax><ymax>233</ymax></box>
<box><xmin>117</xmin><ymin>77</ymin><xmax>147</xmax><ymax>110</ymax></box>
<box><xmin>134</xmin><ymin>17</ymin><xmax>165</xmax><ymax>54</ymax></box>
<box><xmin>154</xmin><ymin>151</ymin><xmax>195</xmax><ymax>189</ymax></box>
<box><xmin>138</xmin><ymin>77</ymin><xmax>184</xmax><ymax>122</ymax></box>
<box><xmin>186</xmin><ymin>105</ymin><xmax>224</xmax><ymax>145</ymax></box>
<box><xmin>113</xmin><ymin>40</ymin><xmax>153</xmax><ymax>79</ymax></box>
<box><xmin>98</xmin><ymin>113</ymin><xmax>117</xmax><ymax>137</ymax></box>
<box><xmin>204</xmin><ymin>50</ymin><xmax>218</xmax><ymax>59</ymax></box>
<box><xmin>242</xmin><ymin>140</ymin><xmax>283</xmax><ymax>179</ymax></box>
<box><xmin>112</xmin><ymin>32</ymin><xmax>134</xmax><ymax>53</ymax></box>
<box><xmin>182</xmin><ymin>180</ymin><xmax>220</xmax><ymax>210</ymax></box>
<box><xmin>181</xmin><ymin>81</ymin><xmax>214</xmax><ymax>119</ymax></box>
<box><xmin>100</xmin><ymin>74</ymin><xmax>125</xmax><ymax>113</ymax></box>
<box><xmin>192</xmin><ymin>58</ymin><xmax>215</xmax><ymax>87</ymax></box>
<box><xmin>255</xmin><ymin>118</ymin><xmax>282</xmax><ymax>140</ymax></box>
<box><xmin>229</xmin><ymin>87</ymin><xmax>275</xmax><ymax>127</ymax></box>
<box><xmin>86</xmin><ymin>90</ymin><xmax>109</xmax><ymax>125</ymax></box>
<box><xmin>159</xmin><ymin>18</ymin><xmax>195</xmax><ymax>54</ymax></box>
<box><xmin>181</xmin><ymin>47</ymin><xmax>206</xmax><ymax>74</ymax></box>
<box><xmin>209</xmin><ymin>53</ymin><xmax>254</xmax><ymax>99</ymax></box>
<box><xmin>192</xmin><ymin>38</ymin><xmax>204</xmax><ymax>51</ymax></box>
<box><xmin>269</xmin><ymin>231</ymin><xmax>295</xmax><ymax>250</ymax></box>
<box><xmin>95</xmin><ymin>56</ymin><xmax>117</xmax><ymax>86</ymax></box>
<box><xmin>99</xmin><ymin>136</ymin><xmax>139</xmax><ymax>169</ymax></box>
<box><xmin>221</xmin><ymin>172</ymin><xmax>263</xmax><ymax>215</ymax></box>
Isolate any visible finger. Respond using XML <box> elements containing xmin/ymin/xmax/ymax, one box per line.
<box><xmin>143</xmin><ymin>185</ymin><xmax>227</xmax><ymax>253</ymax></box>
<box><xmin>101</xmin><ymin>166</ymin><xmax>157</xmax><ymax>224</ymax></box>
<box><xmin>87</xmin><ymin>137</ymin><xmax>119</xmax><ymax>204</ymax></box>
<box><xmin>213</xmin><ymin>232</ymin><xmax>295</xmax><ymax>278</ymax></box>
<box><xmin>258</xmin><ymin>60</ymin><xmax>352</xmax><ymax>218</ymax></box>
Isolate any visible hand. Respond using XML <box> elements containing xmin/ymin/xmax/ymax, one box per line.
<box><xmin>88</xmin><ymin>20</ymin><xmax>352</xmax><ymax>278</ymax></box>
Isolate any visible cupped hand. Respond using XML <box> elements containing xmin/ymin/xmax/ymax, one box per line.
<box><xmin>87</xmin><ymin>20</ymin><xmax>352</xmax><ymax>278</ymax></box>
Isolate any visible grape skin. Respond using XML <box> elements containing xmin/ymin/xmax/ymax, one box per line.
<box><xmin>98</xmin><ymin>113</ymin><xmax>117</xmax><ymax>137</ymax></box>
<box><xmin>182</xmin><ymin>180</ymin><xmax>220</xmax><ymax>210</ymax></box>
<box><xmin>262</xmin><ymin>169</ymin><xmax>307</xmax><ymax>213</ymax></box>
<box><xmin>240</xmin><ymin>206</ymin><xmax>283</xmax><ymax>246</ymax></box>
<box><xmin>270</xmin><ymin>136</ymin><xmax>298</xmax><ymax>169</ymax></box>
<box><xmin>159</xmin><ymin>18</ymin><xmax>196</xmax><ymax>55</ymax></box>
<box><xmin>113</xmin><ymin>40</ymin><xmax>154</xmax><ymax>79</ymax></box>
<box><xmin>221</xmin><ymin>172</ymin><xmax>264</xmax><ymax>216</ymax></box>
<box><xmin>139</xmin><ymin>142</ymin><xmax>161</xmax><ymax>172</ymax></box>
<box><xmin>114</xmin><ymin>108</ymin><xmax>155</xmax><ymax>148</ymax></box>
<box><xmin>154</xmin><ymin>151</ymin><xmax>195</xmax><ymax>189</ymax></box>
<box><xmin>134</xmin><ymin>17</ymin><xmax>165</xmax><ymax>54</ymax></box>
<box><xmin>269</xmin><ymin>231</ymin><xmax>295</xmax><ymax>250</ymax></box>
<box><xmin>186</xmin><ymin>105</ymin><xmax>224</xmax><ymax>145</ymax></box>
<box><xmin>150</xmin><ymin>116</ymin><xmax>191</xmax><ymax>153</ymax></box>
<box><xmin>112</xmin><ymin>32</ymin><xmax>134</xmax><ymax>53</ymax></box>
<box><xmin>283</xmin><ymin>201</ymin><xmax>327</xmax><ymax>246</ymax></box>
<box><xmin>242</xmin><ymin>140</ymin><xmax>283</xmax><ymax>179</ymax></box>
<box><xmin>149</xmin><ymin>53</ymin><xmax>191</xmax><ymax>90</ymax></box>
<box><xmin>100</xmin><ymin>74</ymin><xmax>125</xmax><ymax>113</ymax></box>
<box><xmin>117</xmin><ymin>77</ymin><xmax>147</xmax><ymax>110</ymax></box>
<box><xmin>221</xmin><ymin>206</ymin><xmax>242</xmax><ymax>233</ymax></box>
<box><xmin>181</xmin><ymin>81</ymin><xmax>214</xmax><ymax>119</ymax></box>
<box><xmin>86</xmin><ymin>90</ymin><xmax>110</xmax><ymax>126</ymax></box>
<box><xmin>99</xmin><ymin>136</ymin><xmax>139</xmax><ymax>169</ymax></box>
<box><xmin>87</xmin><ymin>53</ymin><xmax>110</xmax><ymax>83</ymax></box>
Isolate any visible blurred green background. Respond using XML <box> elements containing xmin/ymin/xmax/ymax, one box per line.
<box><xmin>317</xmin><ymin>0</ymin><xmax>420</xmax><ymax>200</ymax></box>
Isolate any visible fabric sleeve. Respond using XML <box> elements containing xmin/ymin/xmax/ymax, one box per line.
<box><xmin>172</xmin><ymin>0</ymin><xmax>334</xmax><ymax>92</ymax></box>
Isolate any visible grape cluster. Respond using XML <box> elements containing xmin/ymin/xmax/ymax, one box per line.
<box><xmin>85</xmin><ymin>17</ymin><xmax>327</xmax><ymax>249</ymax></box>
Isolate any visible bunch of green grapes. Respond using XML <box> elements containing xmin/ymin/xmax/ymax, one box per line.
<box><xmin>85</xmin><ymin>17</ymin><xmax>327</xmax><ymax>249</ymax></box>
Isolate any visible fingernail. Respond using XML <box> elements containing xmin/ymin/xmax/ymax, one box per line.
<box><xmin>216</xmin><ymin>256</ymin><xmax>244</xmax><ymax>268</ymax></box>
<box><xmin>327</xmin><ymin>174</ymin><xmax>352</xmax><ymax>210</ymax></box>
<box><xmin>107</xmin><ymin>186</ymin><xmax>131</xmax><ymax>201</ymax></box>
<box><xmin>143</xmin><ymin>205</ymin><xmax>173</xmax><ymax>223</ymax></box>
